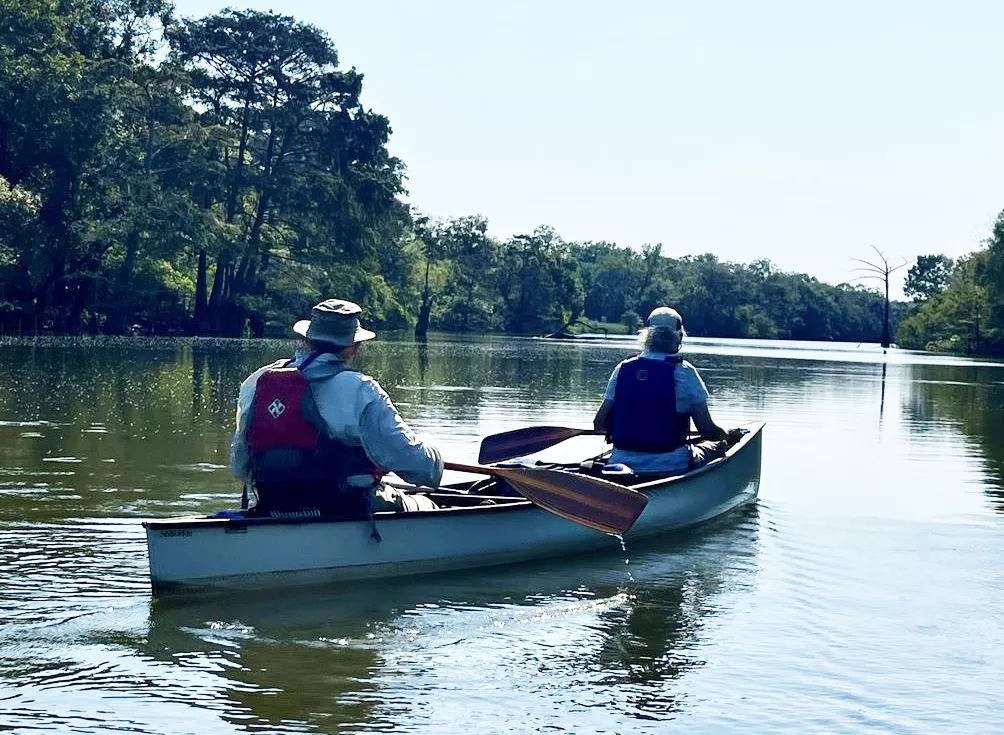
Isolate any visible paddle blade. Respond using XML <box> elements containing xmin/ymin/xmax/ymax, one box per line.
<box><xmin>497</xmin><ymin>467</ymin><xmax>648</xmax><ymax>536</ymax></box>
<box><xmin>478</xmin><ymin>426</ymin><xmax>596</xmax><ymax>464</ymax></box>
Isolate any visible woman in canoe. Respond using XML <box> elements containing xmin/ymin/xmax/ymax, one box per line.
<box><xmin>593</xmin><ymin>306</ymin><xmax>743</xmax><ymax>475</ymax></box>
<box><xmin>230</xmin><ymin>298</ymin><xmax>442</xmax><ymax>518</ymax></box>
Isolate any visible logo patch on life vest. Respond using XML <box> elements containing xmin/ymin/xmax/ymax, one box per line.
<box><xmin>635</xmin><ymin>369</ymin><xmax>648</xmax><ymax>381</ymax></box>
<box><xmin>267</xmin><ymin>399</ymin><xmax>286</xmax><ymax>418</ymax></box>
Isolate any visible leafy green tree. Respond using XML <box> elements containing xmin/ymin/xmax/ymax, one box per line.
<box><xmin>675</xmin><ymin>254</ymin><xmax>747</xmax><ymax>336</ymax></box>
<box><xmin>576</xmin><ymin>242</ymin><xmax>645</xmax><ymax>324</ymax></box>
<box><xmin>904</xmin><ymin>255</ymin><xmax>954</xmax><ymax>302</ymax></box>
<box><xmin>85</xmin><ymin>58</ymin><xmax>226</xmax><ymax>333</ymax></box>
<box><xmin>897</xmin><ymin>252</ymin><xmax>993</xmax><ymax>353</ymax></box>
<box><xmin>170</xmin><ymin>9</ymin><xmax>404</xmax><ymax>335</ymax></box>
<box><xmin>435</xmin><ymin>215</ymin><xmax>497</xmax><ymax>332</ymax></box>
<box><xmin>497</xmin><ymin>226</ymin><xmax>582</xmax><ymax>333</ymax></box>
<box><xmin>0</xmin><ymin>0</ymin><xmax>173</xmax><ymax>330</ymax></box>
<box><xmin>896</xmin><ymin>210</ymin><xmax>1004</xmax><ymax>355</ymax></box>
<box><xmin>621</xmin><ymin>309</ymin><xmax>642</xmax><ymax>332</ymax></box>
<box><xmin>0</xmin><ymin>177</ymin><xmax>39</xmax><ymax>269</ymax></box>
<box><xmin>373</xmin><ymin>206</ymin><xmax>424</xmax><ymax>327</ymax></box>
<box><xmin>411</xmin><ymin>214</ymin><xmax>492</xmax><ymax>334</ymax></box>
<box><xmin>985</xmin><ymin>211</ymin><xmax>1004</xmax><ymax>332</ymax></box>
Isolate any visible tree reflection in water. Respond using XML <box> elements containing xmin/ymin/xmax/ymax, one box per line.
<box><xmin>902</xmin><ymin>363</ymin><xmax>1004</xmax><ymax>512</ymax></box>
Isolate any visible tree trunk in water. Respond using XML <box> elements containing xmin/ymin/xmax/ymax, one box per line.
<box><xmin>193</xmin><ymin>249</ymin><xmax>208</xmax><ymax>334</ymax></box>
<box><xmin>973</xmin><ymin>305</ymin><xmax>981</xmax><ymax>354</ymax></box>
<box><xmin>248</xmin><ymin>310</ymin><xmax>265</xmax><ymax>338</ymax></box>
<box><xmin>881</xmin><ymin>276</ymin><xmax>891</xmax><ymax>348</ymax></box>
<box><xmin>106</xmin><ymin>230</ymin><xmax>141</xmax><ymax>334</ymax></box>
<box><xmin>415</xmin><ymin>260</ymin><xmax>432</xmax><ymax>337</ymax></box>
<box><xmin>207</xmin><ymin>254</ymin><xmax>228</xmax><ymax>335</ymax></box>
<box><xmin>414</xmin><ymin>296</ymin><xmax>432</xmax><ymax>338</ymax></box>
<box><xmin>33</xmin><ymin>169</ymin><xmax>73</xmax><ymax>331</ymax></box>
<box><xmin>67</xmin><ymin>281</ymin><xmax>89</xmax><ymax>334</ymax></box>
<box><xmin>224</xmin><ymin>300</ymin><xmax>247</xmax><ymax>337</ymax></box>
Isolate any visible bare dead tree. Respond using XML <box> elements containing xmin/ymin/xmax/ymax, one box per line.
<box><xmin>850</xmin><ymin>247</ymin><xmax>910</xmax><ymax>348</ymax></box>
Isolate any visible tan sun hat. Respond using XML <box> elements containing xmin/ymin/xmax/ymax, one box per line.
<box><xmin>292</xmin><ymin>299</ymin><xmax>376</xmax><ymax>347</ymax></box>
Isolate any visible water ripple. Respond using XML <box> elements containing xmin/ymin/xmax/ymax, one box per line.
<box><xmin>0</xmin><ymin>337</ymin><xmax>1002</xmax><ymax>733</ymax></box>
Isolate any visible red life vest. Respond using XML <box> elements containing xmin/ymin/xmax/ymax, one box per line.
<box><xmin>245</xmin><ymin>359</ymin><xmax>381</xmax><ymax>514</ymax></box>
<box><xmin>246</xmin><ymin>365</ymin><xmax>321</xmax><ymax>454</ymax></box>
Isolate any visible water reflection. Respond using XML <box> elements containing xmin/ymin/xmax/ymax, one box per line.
<box><xmin>1</xmin><ymin>335</ymin><xmax>1002</xmax><ymax>523</ymax></box>
<box><xmin>142</xmin><ymin>515</ymin><xmax>759</xmax><ymax>731</ymax></box>
<box><xmin>416</xmin><ymin>338</ymin><xmax>429</xmax><ymax>381</ymax></box>
<box><xmin>2</xmin><ymin>336</ymin><xmax>1004</xmax><ymax>732</ymax></box>
<box><xmin>880</xmin><ymin>361</ymin><xmax>888</xmax><ymax>423</ymax></box>
<box><xmin>902</xmin><ymin>363</ymin><xmax>1004</xmax><ymax>511</ymax></box>
<box><xmin>1</xmin><ymin>335</ymin><xmax>1002</xmax><ymax>520</ymax></box>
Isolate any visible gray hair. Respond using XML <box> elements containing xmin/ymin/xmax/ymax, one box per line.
<box><xmin>305</xmin><ymin>338</ymin><xmax>354</xmax><ymax>357</ymax></box>
<box><xmin>640</xmin><ymin>325</ymin><xmax>685</xmax><ymax>354</ymax></box>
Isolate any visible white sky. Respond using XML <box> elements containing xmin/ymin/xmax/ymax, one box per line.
<box><xmin>171</xmin><ymin>0</ymin><xmax>1004</xmax><ymax>298</ymax></box>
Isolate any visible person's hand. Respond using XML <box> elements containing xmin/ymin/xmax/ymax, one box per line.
<box><xmin>726</xmin><ymin>428</ymin><xmax>745</xmax><ymax>445</ymax></box>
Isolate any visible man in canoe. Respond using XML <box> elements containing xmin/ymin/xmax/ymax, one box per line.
<box><xmin>592</xmin><ymin>306</ymin><xmax>742</xmax><ymax>475</ymax></box>
<box><xmin>230</xmin><ymin>298</ymin><xmax>442</xmax><ymax>517</ymax></box>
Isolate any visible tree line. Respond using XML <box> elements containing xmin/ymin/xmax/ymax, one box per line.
<box><xmin>895</xmin><ymin>212</ymin><xmax>1004</xmax><ymax>355</ymax></box>
<box><xmin>1</xmin><ymin>1</ymin><xmax>994</xmax><ymax>352</ymax></box>
<box><xmin>411</xmin><ymin>217</ymin><xmax>908</xmax><ymax>343</ymax></box>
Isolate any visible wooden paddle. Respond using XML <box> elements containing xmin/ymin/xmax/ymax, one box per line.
<box><xmin>478</xmin><ymin>426</ymin><xmax>603</xmax><ymax>464</ymax></box>
<box><xmin>477</xmin><ymin>425</ymin><xmax>702</xmax><ymax>464</ymax></box>
<box><xmin>444</xmin><ymin>461</ymin><xmax>648</xmax><ymax>536</ymax></box>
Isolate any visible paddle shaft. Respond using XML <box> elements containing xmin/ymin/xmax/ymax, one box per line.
<box><xmin>446</xmin><ymin>461</ymin><xmax>517</xmax><ymax>475</ymax></box>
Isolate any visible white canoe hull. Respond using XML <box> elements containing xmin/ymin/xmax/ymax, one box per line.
<box><xmin>144</xmin><ymin>423</ymin><xmax>763</xmax><ymax>593</ymax></box>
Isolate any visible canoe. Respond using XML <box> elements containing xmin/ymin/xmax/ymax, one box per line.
<box><xmin>143</xmin><ymin>421</ymin><xmax>764</xmax><ymax>594</ymax></box>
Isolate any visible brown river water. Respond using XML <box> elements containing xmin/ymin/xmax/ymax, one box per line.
<box><xmin>0</xmin><ymin>334</ymin><xmax>1002</xmax><ymax>733</ymax></box>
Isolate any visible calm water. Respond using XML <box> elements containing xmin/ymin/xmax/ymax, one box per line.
<box><xmin>1</xmin><ymin>334</ymin><xmax>1002</xmax><ymax>734</ymax></box>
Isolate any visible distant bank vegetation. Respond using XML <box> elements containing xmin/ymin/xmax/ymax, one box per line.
<box><xmin>1</xmin><ymin>1</ymin><xmax>1001</xmax><ymax>354</ymax></box>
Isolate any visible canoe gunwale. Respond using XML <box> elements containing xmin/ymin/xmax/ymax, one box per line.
<box><xmin>142</xmin><ymin>495</ymin><xmax>533</xmax><ymax>531</ymax></box>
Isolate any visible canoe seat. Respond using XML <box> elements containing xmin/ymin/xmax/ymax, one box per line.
<box><xmin>575</xmin><ymin>459</ymin><xmax>694</xmax><ymax>485</ymax></box>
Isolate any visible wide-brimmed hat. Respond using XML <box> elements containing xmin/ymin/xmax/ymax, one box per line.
<box><xmin>647</xmin><ymin>306</ymin><xmax>684</xmax><ymax>332</ymax></box>
<box><xmin>292</xmin><ymin>299</ymin><xmax>376</xmax><ymax>347</ymax></box>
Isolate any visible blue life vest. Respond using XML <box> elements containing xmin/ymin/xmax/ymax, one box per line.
<box><xmin>609</xmin><ymin>355</ymin><xmax>691</xmax><ymax>453</ymax></box>
<box><xmin>246</xmin><ymin>355</ymin><xmax>380</xmax><ymax>516</ymax></box>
